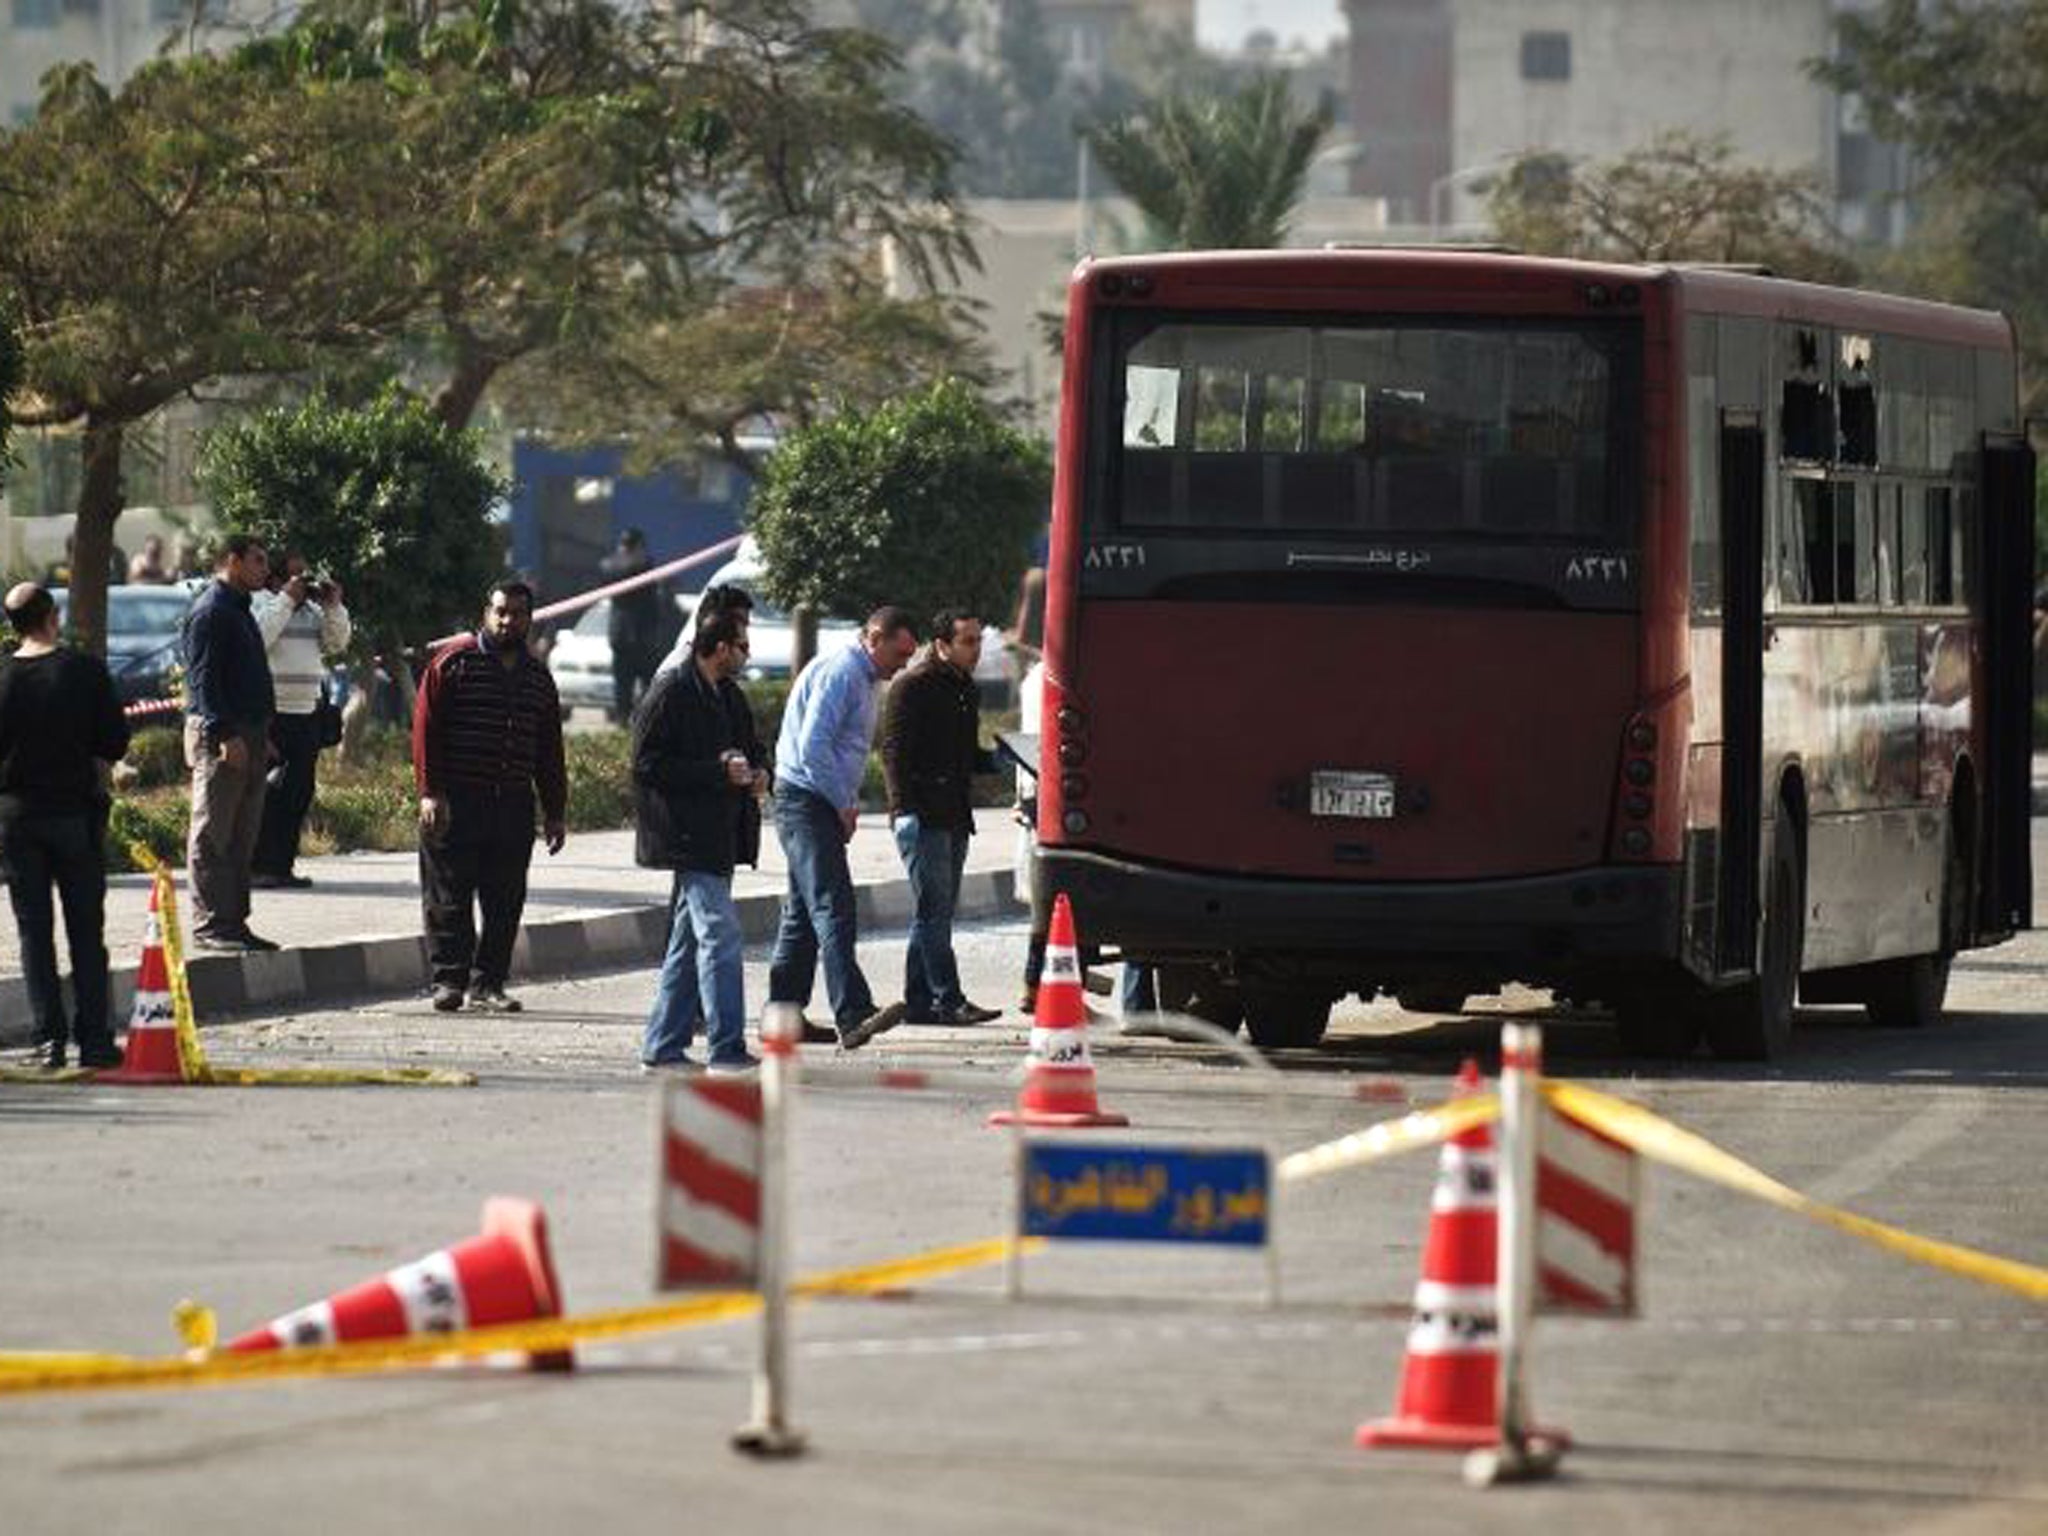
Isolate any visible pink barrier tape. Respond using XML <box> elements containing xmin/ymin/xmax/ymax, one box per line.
<box><xmin>123</xmin><ymin>698</ymin><xmax>183</xmax><ymax>719</ymax></box>
<box><xmin>428</xmin><ymin>533</ymin><xmax>746</xmax><ymax>651</ymax></box>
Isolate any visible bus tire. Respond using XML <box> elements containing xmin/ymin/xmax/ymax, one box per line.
<box><xmin>1152</xmin><ymin>964</ymin><xmax>1244</xmax><ymax>1035</ymax></box>
<box><xmin>1241</xmin><ymin>987</ymin><xmax>1332</xmax><ymax>1051</ymax></box>
<box><xmin>1861</xmin><ymin>813</ymin><xmax>1966</xmax><ymax>1029</ymax></box>
<box><xmin>1702</xmin><ymin>817</ymin><xmax>1804</xmax><ymax>1061</ymax></box>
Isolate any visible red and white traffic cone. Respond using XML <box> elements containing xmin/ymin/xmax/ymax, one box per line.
<box><xmin>1359</xmin><ymin>1059</ymin><xmax>1506</xmax><ymax>1449</ymax></box>
<box><xmin>989</xmin><ymin>894</ymin><xmax>1128</xmax><ymax>1129</ymax></box>
<box><xmin>98</xmin><ymin>881</ymin><xmax>186</xmax><ymax>1084</ymax></box>
<box><xmin>226</xmin><ymin>1198</ymin><xmax>573</xmax><ymax>1372</ymax></box>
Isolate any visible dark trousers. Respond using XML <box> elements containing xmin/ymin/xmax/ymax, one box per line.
<box><xmin>2</xmin><ymin>811</ymin><xmax>114</xmax><ymax>1052</ymax></box>
<box><xmin>253</xmin><ymin>711</ymin><xmax>320</xmax><ymax>878</ymax></box>
<box><xmin>612</xmin><ymin>642</ymin><xmax>656</xmax><ymax>723</ymax></box>
<box><xmin>419</xmin><ymin>790</ymin><xmax>535</xmax><ymax>992</ymax></box>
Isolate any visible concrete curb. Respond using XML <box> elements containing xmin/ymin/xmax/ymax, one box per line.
<box><xmin>0</xmin><ymin>869</ymin><xmax>1025</xmax><ymax>1048</ymax></box>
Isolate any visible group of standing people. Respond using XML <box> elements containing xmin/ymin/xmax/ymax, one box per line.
<box><xmin>631</xmin><ymin>594</ymin><xmax>1006</xmax><ymax>1074</ymax></box>
<box><xmin>181</xmin><ymin>536</ymin><xmax>352</xmax><ymax>949</ymax></box>
<box><xmin>0</xmin><ymin>532</ymin><xmax>352</xmax><ymax>1065</ymax></box>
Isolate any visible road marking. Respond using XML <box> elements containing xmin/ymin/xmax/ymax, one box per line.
<box><xmin>1804</xmin><ymin>1098</ymin><xmax>1986</xmax><ymax>1205</ymax></box>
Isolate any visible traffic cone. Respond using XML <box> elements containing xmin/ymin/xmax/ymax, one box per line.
<box><xmin>1358</xmin><ymin>1059</ymin><xmax>1522</xmax><ymax>1449</ymax></box>
<box><xmin>226</xmin><ymin>1198</ymin><xmax>574</xmax><ymax>1372</ymax></box>
<box><xmin>97</xmin><ymin>881</ymin><xmax>186</xmax><ymax>1084</ymax></box>
<box><xmin>990</xmin><ymin>894</ymin><xmax>1128</xmax><ymax>1129</ymax></box>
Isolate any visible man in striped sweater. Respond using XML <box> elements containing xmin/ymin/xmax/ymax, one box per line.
<box><xmin>411</xmin><ymin>581</ymin><xmax>568</xmax><ymax>1013</ymax></box>
<box><xmin>251</xmin><ymin>552</ymin><xmax>351</xmax><ymax>889</ymax></box>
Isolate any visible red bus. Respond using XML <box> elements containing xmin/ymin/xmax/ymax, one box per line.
<box><xmin>1034</xmin><ymin>250</ymin><xmax>2036</xmax><ymax>1059</ymax></box>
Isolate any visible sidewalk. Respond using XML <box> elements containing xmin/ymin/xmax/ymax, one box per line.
<box><xmin>0</xmin><ymin>809</ymin><xmax>1026</xmax><ymax>1047</ymax></box>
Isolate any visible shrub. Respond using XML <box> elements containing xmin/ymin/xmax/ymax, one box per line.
<box><xmin>121</xmin><ymin>722</ymin><xmax>188</xmax><ymax>790</ymax></box>
<box><xmin>107</xmin><ymin>791</ymin><xmax>188</xmax><ymax>872</ymax></box>
<box><xmin>302</xmin><ymin>780</ymin><xmax>416</xmax><ymax>854</ymax></box>
<box><xmin>564</xmin><ymin>728</ymin><xmax>634</xmax><ymax>831</ymax></box>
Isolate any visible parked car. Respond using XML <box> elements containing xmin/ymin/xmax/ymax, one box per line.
<box><xmin>661</xmin><ymin>540</ymin><xmax>1018</xmax><ymax>706</ymax></box>
<box><xmin>49</xmin><ymin>585</ymin><xmax>197</xmax><ymax>712</ymax></box>
<box><xmin>547</xmin><ymin>599</ymin><xmax>617</xmax><ymax>719</ymax></box>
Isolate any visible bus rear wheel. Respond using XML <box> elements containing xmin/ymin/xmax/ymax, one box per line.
<box><xmin>1394</xmin><ymin>987</ymin><xmax>1469</xmax><ymax>1015</ymax></box>
<box><xmin>1152</xmin><ymin>964</ymin><xmax>1244</xmax><ymax>1035</ymax></box>
<box><xmin>1701</xmin><ymin>818</ymin><xmax>1804</xmax><ymax>1061</ymax></box>
<box><xmin>1612</xmin><ymin>995</ymin><xmax>1702</xmax><ymax>1059</ymax></box>
<box><xmin>1241</xmin><ymin>987</ymin><xmax>1333</xmax><ymax>1051</ymax></box>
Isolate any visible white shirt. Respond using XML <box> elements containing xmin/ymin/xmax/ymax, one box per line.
<box><xmin>252</xmin><ymin>591</ymin><xmax>352</xmax><ymax>716</ymax></box>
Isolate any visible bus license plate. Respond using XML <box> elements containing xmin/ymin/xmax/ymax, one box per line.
<box><xmin>1310</xmin><ymin>771</ymin><xmax>1396</xmax><ymax>819</ymax></box>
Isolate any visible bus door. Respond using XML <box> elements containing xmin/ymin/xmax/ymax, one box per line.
<box><xmin>1978</xmin><ymin>432</ymin><xmax>2036</xmax><ymax>937</ymax></box>
<box><xmin>1715</xmin><ymin>409</ymin><xmax>1767</xmax><ymax>975</ymax></box>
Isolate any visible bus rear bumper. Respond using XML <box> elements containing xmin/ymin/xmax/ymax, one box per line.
<box><xmin>1034</xmin><ymin>847</ymin><xmax>1683</xmax><ymax>970</ymax></box>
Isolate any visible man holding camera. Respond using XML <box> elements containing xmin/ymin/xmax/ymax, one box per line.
<box><xmin>251</xmin><ymin>551</ymin><xmax>351</xmax><ymax>890</ymax></box>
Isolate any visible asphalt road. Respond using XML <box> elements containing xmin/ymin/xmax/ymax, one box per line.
<box><xmin>3</xmin><ymin>823</ymin><xmax>2045</xmax><ymax>1534</ymax></box>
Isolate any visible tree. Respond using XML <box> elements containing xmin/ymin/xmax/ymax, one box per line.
<box><xmin>284</xmin><ymin>0</ymin><xmax>977</xmax><ymax>430</ymax></box>
<box><xmin>748</xmin><ymin>379</ymin><xmax>1048</xmax><ymax>623</ymax></box>
<box><xmin>500</xmin><ymin>279</ymin><xmax>991</xmax><ymax>472</ymax></box>
<box><xmin>1487</xmin><ymin>131</ymin><xmax>1856</xmax><ymax>283</ymax></box>
<box><xmin>0</xmin><ymin>295</ymin><xmax>20</xmax><ymax>491</ymax></box>
<box><xmin>1819</xmin><ymin>1</ymin><xmax>2048</xmax><ymax>418</ymax></box>
<box><xmin>1081</xmin><ymin>73</ymin><xmax>1332</xmax><ymax>249</ymax></box>
<box><xmin>0</xmin><ymin>55</ymin><xmax>418</xmax><ymax>654</ymax></box>
<box><xmin>194</xmin><ymin>388</ymin><xmax>510</xmax><ymax>695</ymax></box>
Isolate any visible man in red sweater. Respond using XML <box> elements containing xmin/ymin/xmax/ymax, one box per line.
<box><xmin>411</xmin><ymin>581</ymin><xmax>568</xmax><ymax>1013</ymax></box>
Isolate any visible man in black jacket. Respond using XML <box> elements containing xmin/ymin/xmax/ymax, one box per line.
<box><xmin>880</xmin><ymin>610</ymin><xmax>1003</xmax><ymax>1026</ymax></box>
<box><xmin>0</xmin><ymin>583</ymin><xmax>131</xmax><ymax>1069</ymax></box>
<box><xmin>633</xmin><ymin>607</ymin><xmax>766</xmax><ymax>1072</ymax></box>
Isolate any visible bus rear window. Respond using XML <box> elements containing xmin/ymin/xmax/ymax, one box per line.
<box><xmin>1106</xmin><ymin>317</ymin><xmax>1633</xmax><ymax>541</ymax></box>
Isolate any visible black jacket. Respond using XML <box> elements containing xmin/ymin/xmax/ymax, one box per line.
<box><xmin>880</xmin><ymin>653</ymin><xmax>995</xmax><ymax>833</ymax></box>
<box><xmin>182</xmin><ymin>579</ymin><xmax>274</xmax><ymax>744</ymax></box>
<box><xmin>632</xmin><ymin>661</ymin><xmax>763</xmax><ymax>874</ymax></box>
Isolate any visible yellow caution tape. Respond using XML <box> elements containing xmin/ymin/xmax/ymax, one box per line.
<box><xmin>1277</xmin><ymin>1093</ymin><xmax>1499</xmax><ymax>1183</ymax></box>
<box><xmin>1545</xmin><ymin>1080</ymin><xmax>2048</xmax><ymax>1304</ymax></box>
<box><xmin>0</xmin><ymin>1235</ymin><xmax>1035</xmax><ymax>1396</ymax></box>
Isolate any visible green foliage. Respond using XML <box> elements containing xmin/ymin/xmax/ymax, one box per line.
<box><xmin>563</xmin><ymin>729</ymin><xmax>635</xmax><ymax>831</ymax></box>
<box><xmin>1487</xmin><ymin>132</ymin><xmax>1855</xmax><ymax>284</ymax></box>
<box><xmin>303</xmin><ymin>778</ymin><xmax>417</xmax><ymax>854</ymax></box>
<box><xmin>1082</xmin><ymin>73</ymin><xmax>1332</xmax><ymax>249</ymax></box>
<box><xmin>120</xmin><ymin>724</ymin><xmax>188</xmax><ymax>791</ymax></box>
<box><xmin>195</xmin><ymin>388</ymin><xmax>510</xmax><ymax>654</ymax></box>
<box><xmin>749</xmin><ymin>379</ymin><xmax>1048</xmax><ymax>623</ymax></box>
<box><xmin>0</xmin><ymin>293</ymin><xmax>20</xmax><ymax>489</ymax></box>
<box><xmin>107</xmin><ymin>792</ymin><xmax>189</xmax><ymax>873</ymax></box>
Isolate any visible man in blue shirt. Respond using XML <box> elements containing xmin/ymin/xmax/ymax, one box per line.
<box><xmin>181</xmin><ymin>533</ymin><xmax>278</xmax><ymax>951</ymax></box>
<box><xmin>767</xmin><ymin>606</ymin><xmax>919</xmax><ymax>1049</ymax></box>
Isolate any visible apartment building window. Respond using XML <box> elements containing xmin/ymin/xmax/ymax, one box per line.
<box><xmin>1521</xmin><ymin>31</ymin><xmax>1571</xmax><ymax>82</ymax></box>
<box><xmin>12</xmin><ymin>0</ymin><xmax>62</xmax><ymax>26</ymax></box>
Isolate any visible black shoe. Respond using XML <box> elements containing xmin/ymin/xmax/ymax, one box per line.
<box><xmin>192</xmin><ymin>930</ymin><xmax>247</xmax><ymax>953</ymax></box>
<box><xmin>238</xmin><ymin>930</ymin><xmax>281</xmax><ymax>953</ymax></box>
<box><xmin>76</xmin><ymin>1041</ymin><xmax>123</xmax><ymax>1069</ymax></box>
<box><xmin>431</xmin><ymin>986</ymin><xmax>466</xmax><ymax>1012</ymax></box>
<box><xmin>905</xmin><ymin>1000</ymin><xmax>1002</xmax><ymax>1026</ymax></box>
<box><xmin>798</xmin><ymin>1019</ymin><xmax>839</xmax><ymax>1046</ymax></box>
<box><xmin>838</xmin><ymin>1001</ymin><xmax>906</xmax><ymax>1051</ymax></box>
<box><xmin>254</xmin><ymin>872</ymin><xmax>314</xmax><ymax>890</ymax></box>
<box><xmin>32</xmin><ymin>1040</ymin><xmax>65</xmax><ymax>1071</ymax></box>
<box><xmin>468</xmin><ymin>985</ymin><xmax>523</xmax><ymax>1014</ymax></box>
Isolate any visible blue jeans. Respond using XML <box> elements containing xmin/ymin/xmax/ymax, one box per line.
<box><xmin>642</xmin><ymin>869</ymin><xmax>746</xmax><ymax>1065</ymax></box>
<box><xmin>768</xmin><ymin>788</ymin><xmax>876</xmax><ymax>1030</ymax></box>
<box><xmin>1120</xmin><ymin>962</ymin><xmax>1157</xmax><ymax>1015</ymax></box>
<box><xmin>893</xmin><ymin>816</ymin><xmax>969</xmax><ymax>1018</ymax></box>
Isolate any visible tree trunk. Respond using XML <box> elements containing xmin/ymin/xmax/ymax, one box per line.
<box><xmin>384</xmin><ymin>630</ymin><xmax>419</xmax><ymax>722</ymax></box>
<box><xmin>68</xmin><ymin>416</ymin><xmax>126</xmax><ymax>659</ymax></box>
<box><xmin>433</xmin><ymin>346</ymin><xmax>501</xmax><ymax>431</ymax></box>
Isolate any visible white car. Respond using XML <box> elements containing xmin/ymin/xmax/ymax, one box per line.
<box><xmin>547</xmin><ymin>600</ymin><xmax>617</xmax><ymax>717</ymax></box>
<box><xmin>663</xmin><ymin>538</ymin><xmax>1018</xmax><ymax>705</ymax></box>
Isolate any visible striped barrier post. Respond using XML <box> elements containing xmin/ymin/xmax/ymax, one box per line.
<box><xmin>1466</xmin><ymin>1024</ymin><xmax>1565</xmax><ymax>1487</ymax></box>
<box><xmin>734</xmin><ymin>1004</ymin><xmax>805</xmax><ymax>1458</ymax></box>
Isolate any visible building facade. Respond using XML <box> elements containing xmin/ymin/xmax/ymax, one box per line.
<box><xmin>1344</xmin><ymin>0</ymin><xmax>1911</xmax><ymax>241</ymax></box>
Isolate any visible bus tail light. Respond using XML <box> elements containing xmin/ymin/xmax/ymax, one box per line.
<box><xmin>1610</xmin><ymin>704</ymin><xmax>1677</xmax><ymax>862</ymax></box>
<box><xmin>1045</xmin><ymin>682</ymin><xmax>1089</xmax><ymax>840</ymax></box>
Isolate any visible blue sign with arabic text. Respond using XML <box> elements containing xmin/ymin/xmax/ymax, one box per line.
<box><xmin>1021</xmin><ymin>1143</ymin><xmax>1270</xmax><ymax>1247</ymax></box>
